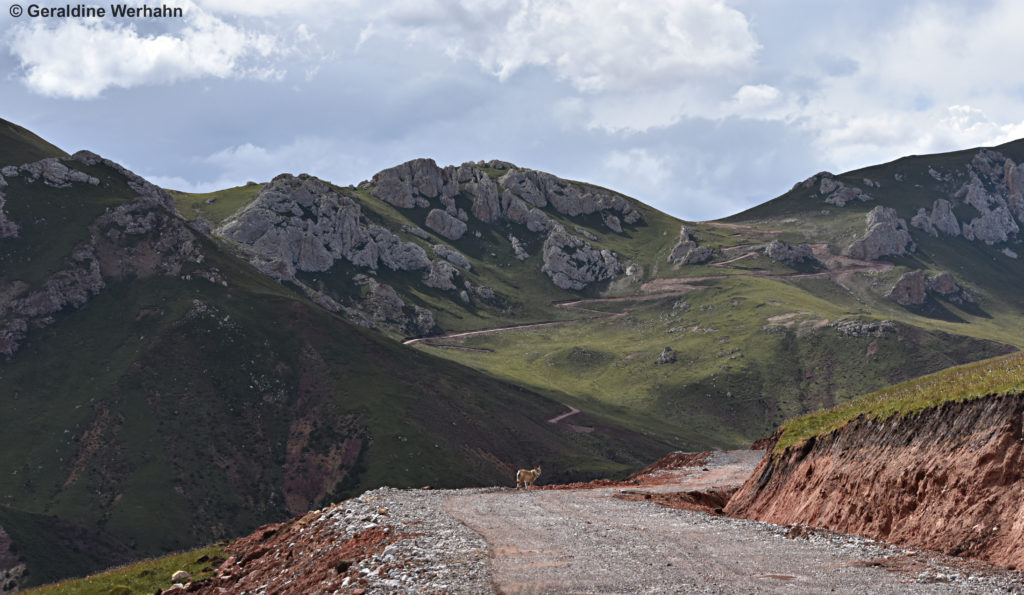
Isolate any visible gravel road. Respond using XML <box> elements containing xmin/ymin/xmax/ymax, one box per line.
<box><xmin>204</xmin><ymin>451</ymin><xmax>1024</xmax><ymax>594</ymax></box>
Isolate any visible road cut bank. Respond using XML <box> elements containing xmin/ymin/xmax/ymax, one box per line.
<box><xmin>727</xmin><ymin>393</ymin><xmax>1024</xmax><ymax>568</ymax></box>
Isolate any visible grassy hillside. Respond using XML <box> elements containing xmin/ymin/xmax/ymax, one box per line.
<box><xmin>0</xmin><ymin>118</ymin><xmax>68</xmax><ymax>166</ymax></box>
<box><xmin>776</xmin><ymin>351</ymin><xmax>1024</xmax><ymax>452</ymax></box>
<box><xmin>0</xmin><ymin>155</ymin><xmax>675</xmax><ymax>586</ymax></box>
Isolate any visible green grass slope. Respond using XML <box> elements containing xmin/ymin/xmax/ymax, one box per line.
<box><xmin>0</xmin><ymin>118</ymin><xmax>68</xmax><ymax>166</ymax></box>
<box><xmin>0</xmin><ymin>155</ymin><xmax>674</xmax><ymax>585</ymax></box>
<box><xmin>776</xmin><ymin>350</ymin><xmax>1024</xmax><ymax>452</ymax></box>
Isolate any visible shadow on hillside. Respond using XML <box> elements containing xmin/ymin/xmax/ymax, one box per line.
<box><xmin>905</xmin><ymin>298</ymin><xmax>989</xmax><ymax>323</ymax></box>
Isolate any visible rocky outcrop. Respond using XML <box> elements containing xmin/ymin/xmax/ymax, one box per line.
<box><xmin>668</xmin><ymin>226</ymin><xmax>714</xmax><ymax>266</ymax></box>
<box><xmin>73</xmin><ymin>150</ymin><xmax>174</xmax><ymax>210</ymax></box>
<box><xmin>910</xmin><ymin>199</ymin><xmax>961</xmax><ymax>237</ymax></box>
<box><xmin>1</xmin><ymin>155</ymin><xmax>205</xmax><ymax>357</ymax></box>
<box><xmin>357</xmin><ymin>278</ymin><xmax>437</xmax><ymax>336</ymax></box>
<box><xmin>371</xmin><ymin>158</ymin><xmax>456</xmax><ymax>209</ymax></box>
<box><xmin>949</xmin><ymin>149</ymin><xmax>1024</xmax><ymax>245</ymax></box>
<box><xmin>765</xmin><ymin>241</ymin><xmax>815</xmax><ymax>265</ymax></box>
<box><xmin>827</xmin><ymin>318</ymin><xmax>896</xmax><ymax>337</ymax></box>
<box><xmin>887</xmin><ymin>271</ymin><xmax>926</xmax><ymax>305</ymax></box>
<box><xmin>13</xmin><ymin>157</ymin><xmax>100</xmax><ymax>188</ymax></box>
<box><xmin>799</xmin><ymin>172</ymin><xmax>873</xmax><ymax>206</ymax></box>
<box><xmin>844</xmin><ymin>206</ymin><xmax>914</xmax><ymax>260</ymax></box>
<box><xmin>541</xmin><ymin>225</ymin><xmax>621</xmax><ymax>290</ymax></box>
<box><xmin>725</xmin><ymin>392</ymin><xmax>1024</xmax><ymax>568</ymax></box>
<box><xmin>425</xmin><ymin>209</ymin><xmax>467</xmax><ymax>241</ymax></box>
<box><xmin>655</xmin><ymin>347</ymin><xmax>676</xmax><ymax>364</ymax></box>
<box><xmin>603</xmin><ymin>213</ymin><xmax>622</xmax><ymax>233</ymax></box>
<box><xmin>217</xmin><ymin>174</ymin><xmax>431</xmax><ymax>278</ymax></box>
<box><xmin>0</xmin><ymin>176</ymin><xmax>18</xmax><ymax>239</ymax></box>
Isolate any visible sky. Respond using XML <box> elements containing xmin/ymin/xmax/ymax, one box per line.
<box><xmin>3</xmin><ymin>0</ymin><xmax>1024</xmax><ymax>221</ymax></box>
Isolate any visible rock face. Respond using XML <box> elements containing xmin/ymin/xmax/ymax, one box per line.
<box><xmin>799</xmin><ymin>172</ymin><xmax>873</xmax><ymax>206</ymax></box>
<box><xmin>844</xmin><ymin>206</ymin><xmax>914</xmax><ymax>260</ymax></box>
<box><xmin>218</xmin><ymin>174</ymin><xmax>431</xmax><ymax>278</ymax></box>
<box><xmin>668</xmin><ymin>226</ymin><xmax>714</xmax><ymax>266</ymax></box>
<box><xmin>0</xmin><ymin>155</ymin><xmax>205</xmax><ymax>357</ymax></box>
<box><xmin>910</xmin><ymin>199</ymin><xmax>961</xmax><ymax>237</ymax></box>
<box><xmin>726</xmin><ymin>393</ymin><xmax>1024</xmax><ymax>569</ymax></box>
<box><xmin>541</xmin><ymin>225</ymin><xmax>622</xmax><ymax>290</ymax></box>
<box><xmin>953</xmin><ymin>150</ymin><xmax>1022</xmax><ymax>245</ymax></box>
<box><xmin>887</xmin><ymin>271</ymin><xmax>926</xmax><ymax>306</ymax></box>
<box><xmin>371</xmin><ymin>158</ymin><xmax>455</xmax><ymax>209</ymax></box>
<box><xmin>765</xmin><ymin>241</ymin><xmax>815</xmax><ymax>265</ymax></box>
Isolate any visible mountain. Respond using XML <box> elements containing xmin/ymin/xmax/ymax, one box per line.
<box><xmin>1</xmin><ymin>117</ymin><xmax>1022</xmax><ymax>586</ymax></box>
<box><xmin>0</xmin><ymin>122</ymin><xmax>672</xmax><ymax>587</ymax></box>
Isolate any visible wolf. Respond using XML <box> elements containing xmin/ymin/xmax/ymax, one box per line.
<box><xmin>516</xmin><ymin>466</ymin><xmax>542</xmax><ymax>489</ymax></box>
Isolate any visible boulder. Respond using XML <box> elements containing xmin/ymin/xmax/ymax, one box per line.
<box><xmin>655</xmin><ymin>347</ymin><xmax>677</xmax><ymax>364</ymax></box>
<box><xmin>844</xmin><ymin>206</ymin><xmax>914</xmax><ymax>260</ymax></box>
<box><xmin>887</xmin><ymin>271</ymin><xmax>927</xmax><ymax>306</ymax></box>
<box><xmin>603</xmin><ymin>214</ymin><xmax>622</xmax><ymax>233</ymax></box>
<box><xmin>432</xmin><ymin>244</ymin><xmax>471</xmax><ymax>270</ymax></box>
<box><xmin>927</xmin><ymin>272</ymin><xmax>973</xmax><ymax>305</ymax></box>
<box><xmin>424</xmin><ymin>209</ymin><xmax>467</xmax><ymax>241</ymax></box>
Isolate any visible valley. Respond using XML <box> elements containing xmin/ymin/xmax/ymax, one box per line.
<box><xmin>3</xmin><ymin>116</ymin><xmax>1024</xmax><ymax>588</ymax></box>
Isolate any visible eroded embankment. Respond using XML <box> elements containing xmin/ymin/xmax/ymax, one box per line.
<box><xmin>725</xmin><ymin>393</ymin><xmax>1024</xmax><ymax>568</ymax></box>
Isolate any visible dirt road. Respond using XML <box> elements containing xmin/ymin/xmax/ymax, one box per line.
<box><xmin>443</xmin><ymin>451</ymin><xmax>989</xmax><ymax>594</ymax></box>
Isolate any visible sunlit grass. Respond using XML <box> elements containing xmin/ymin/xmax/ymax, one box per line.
<box><xmin>776</xmin><ymin>351</ymin><xmax>1024</xmax><ymax>452</ymax></box>
<box><xmin>23</xmin><ymin>545</ymin><xmax>225</xmax><ymax>595</ymax></box>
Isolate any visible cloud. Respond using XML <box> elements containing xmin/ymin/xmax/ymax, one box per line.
<box><xmin>795</xmin><ymin>0</ymin><xmax>1024</xmax><ymax>168</ymax></box>
<box><xmin>143</xmin><ymin>136</ymin><xmax>370</xmax><ymax>194</ymax></box>
<box><xmin>371</xmin><ymin>0</ymin><xmax>759</xmax><ymax>93</ymax></box>
<box><xmin>7</xmin><ymin>3</ymin><xmax>278</xmax><ymax>98</ymax></box>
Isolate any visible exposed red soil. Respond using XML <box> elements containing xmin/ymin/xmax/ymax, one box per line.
<box><xmin>189</xmin><ymin>511</ymin><xmax>398</xmax><ymax>594</ymax></box>
<box><xmin>726</xmin><ymin>393</ymin><xmax>1024</xmax><ymax>569</ymax></box>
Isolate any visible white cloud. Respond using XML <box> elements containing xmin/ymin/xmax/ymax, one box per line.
<box><xmin>8</xmin><ymin>3</ymin><xmax>278</xmax><ymax>98</ymax></box>
<box><xmin>372</xmin><ymin>0</ymin><xmax>759</xmax><ymax>92</ymax></box>
<box><xmin>796</xmin><ymin>0</ymin><xmax>1024</xmax><ymax>169</ymax></box>
<box><xmin>144</xmin><ymin>136</ymin><xmax>370</xmax><ymax>194</ymax></box>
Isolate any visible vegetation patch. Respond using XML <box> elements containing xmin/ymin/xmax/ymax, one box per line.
<box><xmin>776</xmin><ymin>350</ymin><xmax>1024</xmax><ymax>452</ymax></box>
<box><xmin>23</xmin><ymin>544</ymin><xmax>225</xmax><ymax>595</ymax></box>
